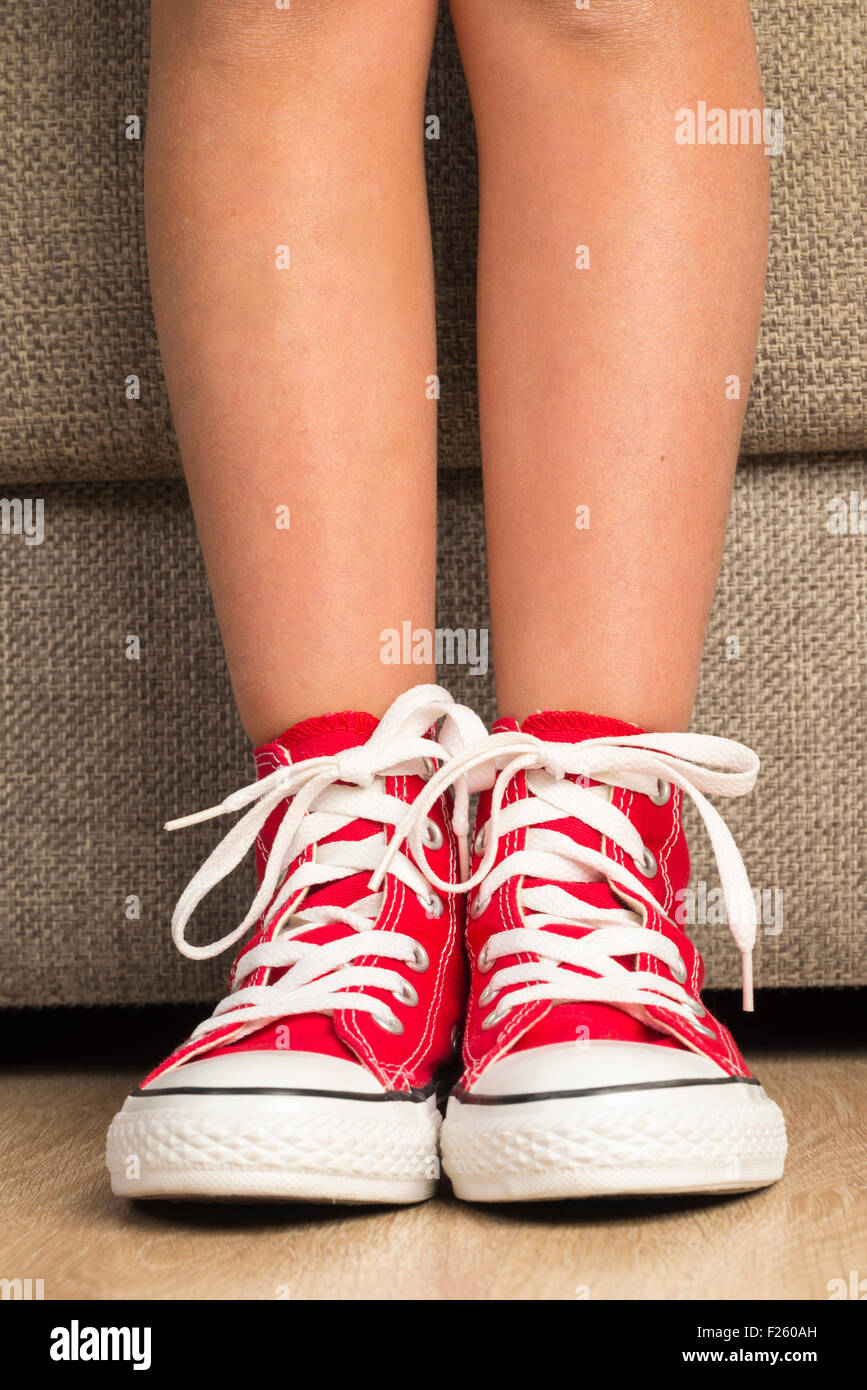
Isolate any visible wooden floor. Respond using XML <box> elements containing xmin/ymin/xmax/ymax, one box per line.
<box><xmin>1</xmin><ymin>1006</ymin><xmax>864</xmax><ymax>1300</ymax></box>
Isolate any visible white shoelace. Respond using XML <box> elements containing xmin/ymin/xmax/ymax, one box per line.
<box><xmin>164</xmin><ymin>685</ymin><xmax>488</xmax><ymax>1041</ymax></box>
<box><xmin>375</xmin><ymin>728</ymin><xmax>761</xmax><ymax>1031</ymax></box>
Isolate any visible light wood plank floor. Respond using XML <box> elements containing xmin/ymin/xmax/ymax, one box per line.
<box><xmin>1</xmin><ymin>1033</ymin><xmax>864</xmax><ymax>1300</ymax></box>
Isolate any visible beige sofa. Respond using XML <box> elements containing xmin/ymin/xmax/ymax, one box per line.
<box><xmin>0</xmin><ymin>2</ymin><xmax>864</xmax><ymax>1004</ymax></box>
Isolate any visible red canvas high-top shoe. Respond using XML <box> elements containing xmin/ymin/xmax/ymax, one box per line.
<box><xmin>107</xmin><ymin>685</ymin><xmax>486</xmax><ymax>1204</ymax></box>
<box><xmin>416</xmin><ymin>710</ymin><xmax>787</xmax><ymax>1201</ymax></box>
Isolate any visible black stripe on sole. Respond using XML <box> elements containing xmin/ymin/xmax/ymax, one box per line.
<box><xmin>132</xmin><ymin>1078</ymin><xmax>441</xmax><ymax>1104</ymax></box>
<box><xmin>450</xmin><ymin>1075</ymin><xmax>762</xmax><ymax>1106</ymax></box>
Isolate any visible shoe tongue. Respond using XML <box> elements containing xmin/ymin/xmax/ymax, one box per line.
<box><xmin>234</xmin><ymin>709</ymin><xmax>384</xmax><ymax>1064</ymax></box>
<box><xmin>520</xmin><ymin>709</ymin><xmax>644</xmax><ymax>742</ymax></box>
<box><xmin>497</xmin><ymin>710</ymin><xmax>678</xmax><ymax>1055</ymax></box>
<box><xmin>254</xmin><ymin>710</ymin><xmax>379</xmax><ymax>775</ymax></box>
<box><xmin>506</xmin><ymin>709</ymin><xmax>647</xmax><ymax>916</ymax></box>
<box><xmin>251</xmin><ymin>710</ymin><xmax>381</xmax><ymax>891</ymax></box>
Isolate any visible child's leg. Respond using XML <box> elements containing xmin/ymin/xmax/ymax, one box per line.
<box><xmin>449</xmin><ymin>0</ymin><xmax>768</xmax><ymax>730</ymax></box>
<box><xmin>148</xmin><ymin>0</ymin><xmax>439</xmax><ymax>743</ymax></box>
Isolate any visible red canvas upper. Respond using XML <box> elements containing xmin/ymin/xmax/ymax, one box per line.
<box><xmin>144</xmin><ymin>710</ymin><xmax>465</xmax><ymax>1092</ymax></box>
<box><xmin>461</xmin><ymin>710</ymin><xmax>751</xmax><ymax>1089</ymax></box>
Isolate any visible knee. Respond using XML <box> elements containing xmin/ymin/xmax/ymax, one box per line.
<box><xmin>504</xmin><ymin>0</ymin><xmax>661</xmax><ymax>48</ymax></box>
<box><xmin>178</xmin><ymin>0</ymin><xmax>363</xmax><ymax>70</ymax></box>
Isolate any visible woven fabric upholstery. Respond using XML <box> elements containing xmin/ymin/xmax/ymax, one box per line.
<box><xmin>0</xmin><ymin>456</ymin><xmax>864</xmax><ymax>1005</ymax></box>
<box><xmin>0</xmin><ymin>1</ymin><xmax>864</xmax><ymax>485</ymax></box>
<box><xmin>0</xmin><ymin>3</ymin><xmax>863</xmax><ymax>1006</ymax></box>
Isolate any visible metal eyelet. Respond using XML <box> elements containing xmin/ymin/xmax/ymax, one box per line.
<box><xmin>690</xmin><ymin>1019</ymin><xmax>715</xmax><ymax>1038</ymax></box>
<box><xmin>422</xmin><ymin>818</ymin><xmax>443</xmax><ymax>851</ymax></box>
<box><xmin>420</xmin><ymin>757</ymin><xmax>436</xmax><ymax>781</ymax></box>
<box><xmin>374</xmin><ymin>1014</ymin><xmax>404</xmax><ymax>1035</ymax></box>
<box><xmin>671</xmin><ymin>956</ymin><xmax>688</xmax><ymax>985</ymax></box>
<box><xmin>470</xmin><ymin>892</ymin><xmax>490</xmax><ymax>919</ymax></box>
<box><xmin>649</xmin><ymin>778</ymin><xmax>672</xmax><ymax>806</ymax></box>
<box><xmin>478</xmin><ymin>942</ymin><xmax>494</xmax><ymax>973</ymax></box>
<box><xmin>473</xmin><ymin>825</ymin><xmax>486</xmax><ymax>856</ymax></box>
<box><xmin>634</xmin><ymin>846</ymin><xmax>657</xmax><ymax>877</ymax></box>
<box><xmin>407</xmin><ymin>942</ymin><xmax>429</xmax><ymax>973</ymax></box>
<box><xmin>395</xmin><ymin>980</ymin><xmax>418</xmax><ymax>1008</ymax></box>
<box><xmin>420</xmin><ymin>892</ymin><xmax>443</xmax><ymax>919</ymax></box>
<box><xmin>685</xmin><ymin>1005</ymin><xmax>714</xmax><ymax>1036</ymax></box>
<box><xmin>481</xmin><ymin>1001</ymin><xmax>507</xmax><ymax>1031</ymax></box>
<box><xmin>478</xmin><ymin>983</ymin><xmax>498</xmax><ymax>1007</ymax></box>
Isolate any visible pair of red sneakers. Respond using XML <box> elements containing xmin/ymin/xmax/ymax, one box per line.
<box><xmin>107</xmin><ymin>684</ymin><xmax>786</xmax><ymax>1203</ymax></box>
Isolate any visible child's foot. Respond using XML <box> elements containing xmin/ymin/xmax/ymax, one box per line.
<box><xmin>436</xmin><ymin>711</ymin><xmax>787</xmax><ymax>1202</ymax></box>
<box><xmin>106</xmin><ymin>685</ymin><xmax>484</xmax><ymax>1204</ymax></box>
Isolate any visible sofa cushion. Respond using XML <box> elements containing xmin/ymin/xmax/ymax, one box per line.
<box><xmin>0</xmin><ymin>456</ymin><xmax>864</xmax><ymax>1004</ymax></box>
<box><xmin>0</xmin><ymin>2</ymin><xmax>864</xmax><ymax>485</ymax></box>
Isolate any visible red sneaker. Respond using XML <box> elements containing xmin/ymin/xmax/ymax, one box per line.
<box><xmin>107</xmin><ymin>685</ymin><xmax>486</xmax><ymax>1204</ymax></box>
<box><xmin>434</xmin><ymin>710</ymin><xmax>787</xmax><ymax>1201</ymax></box>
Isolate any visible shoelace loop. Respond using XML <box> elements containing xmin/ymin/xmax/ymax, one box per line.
<box><xmin>160</xmin><ymin>685</ymin><xmax>488</xmax><ymax>1040</ymax></box>
<box><xmin>388</xmin><ymin>729</ymin><xmax>761</xmax><ymax>1014</ymax></box>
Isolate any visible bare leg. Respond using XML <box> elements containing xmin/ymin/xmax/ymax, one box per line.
<box><xmin>449</xmin><ymin>0</ymin><xmax>768</xmax><ymax>729</ymax></box>
<box><xmin>147</xmin><ymin>0</ymin><xmax>439</xmax><ymax>743</ymax></box>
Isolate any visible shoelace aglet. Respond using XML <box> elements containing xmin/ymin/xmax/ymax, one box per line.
<box><xmin>164</xmin><ymin>804</ymin><xmax>226</xmax><ymax>832</ymax></box>
<box><xmin>741</xmin><ymin>948</ymin><xmax>754</xmax><ymax>1013</ymax></box>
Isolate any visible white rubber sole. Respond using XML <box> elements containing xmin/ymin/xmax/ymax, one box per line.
<box><xmin>107</xmin><ymin>1089</ymin><xmax>441</xmax><ymax>1204</ymax></box>
<box><xmin>441</xmin><ymin>1078</ymin><xmax>787</xmax><ymax>1202</ymax></box>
